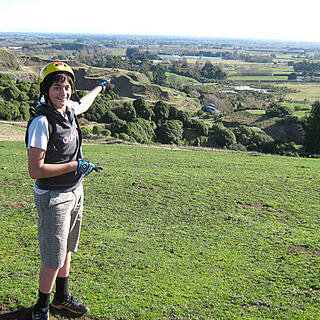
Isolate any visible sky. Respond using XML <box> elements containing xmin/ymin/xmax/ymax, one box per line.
<box><xmin>0</xmin><ymin>0</ymin><xmax>320</xmax><ymax>43</ymax></box>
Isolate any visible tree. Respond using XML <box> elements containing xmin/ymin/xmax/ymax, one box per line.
<box><xmin>152</xmin><ymin>101</ymin><xmax>170</xmax><ymax>125</ymax></box>
<box><xmin>110</xmin><ymin>119</ymin><xmax>129</xmax><ymax>135</ymax></box>
<box><xmin>303</xmin><ymin>100</ymin><xmax>320</xmax><ymax>154</ymax></box>
<box><xmin>168</xmin><ymin>105</ymin><xmax>179</xmax><ymax>120</ymax></box>
<box><xmin>126</xmin><ymin>118</ymin><xmax>156</xmax><ymax>143</ymax></box>
<box><xmin>126</xmin><ymin>47</ymin><xmax>140</xmax><ymax>59</ymax></box>
<box><xmin>19</xmin><ymin>102</ymin><xmax>30</xmax><ymax>120</ymax></box>
<box><xmin>190</xmin><ymin>119</ymin><xmax>209</xmax><ymax>136</ymax></box>
<box><xmin>156</xmin><ymin>120</ymin><xmax>183</xmax><ymax>145</ymax></box>
<box><xmin>0</xmin><ymin>100</ymin><xmax>20</xmax><ymax>120</ymax></box>
<box><xmin>92</xmin><ymin>125</ymin><xmax>104</xmax><ymax>135</ymax></box>
<box><xmin>265</xmin><ymin>102</ymin><xmax>293</xmax><ymax>118</ymax></box>
<box><xmin>152</xmin><ymin>64</ymin><xmax>167</xmax><ymax>86</ymax></box>
<box><xmin>288</xmin><ymin>72</ymin><xmax>297</xmax><ymax>80</ymax></box>
<box><xmin>233</xmin><ymin>125</ymin><xmax>274</xmax><ymax>153</ymax></box>
<box><xmin>176</xmin><ymin>110</ymin><xmax>191</xmax><ymax>126</ymax></box>
<box><xmin>208</xmin><ymin>123</ymin><xmax>236</xmax><ymax>148</ymax></box>
<box><xmin>3</xmin><ymin>84</ymin><xmax>21</xmax><ymax>100</ymax></box>
<box><xmin>84</xmin><ymin>95</ymin><xmax>109</xmax><ymax>122</ymax></box>
<box><xmin>133</xmin><ymin>97</ymin><xmax>154</xmax><ymax>120</ymax></box>
<box><xmin>115</xmin><ymin>102</ymin><xmax>136</xmax><ymax>122</ymax></box>
<box><xmin>200</xmin><ymin>62</ymin><xmax>227</xmax><ymax>80</ymax></box>
<box><xmin>27</xmin><ymin>83</ymin><xmax>40</xmax><ymax>102</ymax></box>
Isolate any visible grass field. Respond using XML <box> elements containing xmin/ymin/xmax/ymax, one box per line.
<box><xmin>278</xmin><ymin>83</ymin><xmax>320</xmax><ymax>103</ymax></box>
<box><xmin>0</xmin><ymin>141</ymin><xmax>320</xmax><ymax>319</ymax></box>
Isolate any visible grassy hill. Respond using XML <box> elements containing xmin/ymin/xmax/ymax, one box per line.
<box><xmin>0</xmin><ymin>141</ymin><xmax>319</xmax><ymax>319</ymax></box>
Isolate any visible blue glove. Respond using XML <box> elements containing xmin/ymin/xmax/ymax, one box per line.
<box><xmin>98</xmin><ymin>78</ymin><xmax>111</xmax><ymax>93</ymax></box>
<box><xmin>77</xmin><ymin>159</ymin><xmax>96</xmax><ymax>176</ymax></box>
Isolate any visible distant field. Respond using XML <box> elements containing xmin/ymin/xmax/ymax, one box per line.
<box><xmin>1</xmin><ymin>142</ymin><xmax>319</xmax><ymax>319</ymax></box>
<box><xmin>246</xmin><ymin>109</ymin><xmax>265</xmax><ymax>115</ymax></box>
<box><xmin>278</xmin><ymin>83</ymin><xmax>320</xmax><ymax>103</ymax></box>
<box><xmin>230</xmin><ymin>75</ymin><xmax>288</xmax><ymax>81</ymax></box>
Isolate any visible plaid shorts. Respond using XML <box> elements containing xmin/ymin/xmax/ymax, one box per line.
<box><xmin>34</xmin><ymin>184</ymin><xmax>84</xmax><ymax>269</ymax></box>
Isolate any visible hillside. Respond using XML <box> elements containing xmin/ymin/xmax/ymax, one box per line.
<box><xmin>0</xmin><ymin>50</ymin><xmax>200</xmax><ymax>112</ymax></box>
<box><xmin>0</xmin><ymin>141</ymin><xmax>319</xmax><ymax>319</ymax></box>
<box><xmin>74</xmin><ymin>66</ymin><xmax>200</xmax><ymax>112</ymax></box>
<box><xmin>0</xmin><ymin>48</ymin><xmax>21</xmax><ymax>69</ymax></box>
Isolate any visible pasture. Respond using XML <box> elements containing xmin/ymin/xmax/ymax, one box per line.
<box><xmin>0</xmin><ymin>141</ymin><xmax>319</xmax><ymax>319</ymax></box>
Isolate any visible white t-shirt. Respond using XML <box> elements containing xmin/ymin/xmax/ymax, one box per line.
<box><xmin>27</xmin><ymin>101</ymin><xmax>80</xmax><ymax>194</ymax></box>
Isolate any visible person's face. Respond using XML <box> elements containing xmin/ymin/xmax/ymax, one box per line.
<box><xmin>48</xmin><ymin>79</ymin><xmax>72</xmax><ymax>110</ymax></box>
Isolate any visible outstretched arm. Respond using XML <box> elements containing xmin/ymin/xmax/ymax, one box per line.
<box><xmin>74</xmin><ymin>79</ymin><xmax>111</xmax><ymax>115</ymax></box>
<box><xmin>75</xmin><ymin>85</ymin><xmax>102</xmax><ymax>115</ymax></box>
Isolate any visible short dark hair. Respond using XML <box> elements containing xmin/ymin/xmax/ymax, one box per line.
<box><xmin>41</xmin><ymin>72</ymin><xmax>75</xmax><ymax>103</ymax></box>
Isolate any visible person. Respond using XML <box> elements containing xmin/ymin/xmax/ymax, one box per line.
<box><xmin>26</xmin><ymin>61</ymin><xmax>109</xmax><ymax>320</ymax></box>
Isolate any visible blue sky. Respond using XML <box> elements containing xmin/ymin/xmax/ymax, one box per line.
<box><xmin>0</xmin><ymin>0</ymin><xmax>319</xmax><ymax>42</ymax></box>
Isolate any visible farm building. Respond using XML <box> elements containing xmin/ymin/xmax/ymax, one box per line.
<box><xmin>202</xmin><ymin>103</ymin><xmax>220</xmax><ymax>115</ymax></box>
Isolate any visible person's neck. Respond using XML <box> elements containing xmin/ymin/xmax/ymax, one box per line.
<box><xmin>51</xmin><ymin>103</ymin><xmax>66</xmax><ymax>117</ymax></box>
<box><xmin>57</xmin><ymin>107</ymin><xmax>67</xmax><ymax>117</ymax></box>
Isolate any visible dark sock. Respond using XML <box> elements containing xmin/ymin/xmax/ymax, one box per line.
<box><xmin>35</xmin><ymin>290</ymin><xmax>51</xmax><ymax>309</ymax></box>
<box><xmin>55</xmin><ymin>276</ymin><xmax>69</xmax><ymax>298</ymax></box>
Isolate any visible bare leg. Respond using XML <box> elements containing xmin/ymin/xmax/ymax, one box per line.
<box><xmin>57</xmin><ymin>252</ymin><xmax>72</xmax><ymax>278</ymax></box>
<box><xmin>39</xmin><ymin>266</ymin><xmax>59</xmax><ymax>294</ymax></box>
<box><xmin>39</xmin><ymin>252</ymin><xmax>72</xmax><ymax>294</ymax></box>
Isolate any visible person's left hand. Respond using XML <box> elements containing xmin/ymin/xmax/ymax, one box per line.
<box><xmin>98</xmin><ymin>78</ymin><xmax>112</xmax><ymax>93</ymax></box>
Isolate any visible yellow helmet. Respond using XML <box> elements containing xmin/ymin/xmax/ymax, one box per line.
<box><xmin>39</xmin><ymin>61</ymin><xmax>75</xmax><ymax>86</ymax></box>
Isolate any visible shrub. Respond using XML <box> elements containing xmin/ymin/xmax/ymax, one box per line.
<box><xmin>133</xmin><ymin>97</ymin><xmax>154</xmax><ymax>120</ymax></box>
<box><xmin>176</xmin><ymin>110</ymin><xmax>191</xmax><ymax>126</ymax></box>
<box><xmin>119</xmin><ymin>132</ymin><xmax>131</xmax><ymax>141</ymax></box>
<box><xmin>233</xmin><ymin>125</ymin><xmax>274</xmax><ymax>153</ymax></box>
<box><xmin>92</xmin><ymin>125</ymin><xmax>104</xmax><ymax>135</ymax></box>
<box><xmin>156</xmin><ymin>120</ymin><xmax>183</xmax><ymax>144</ymax></box>
<box><xmin>110</xmin><ymin>119</ymin><xmax>129</xmax><ymax>135</ymax></box>
<box><xmin>266</xmin><ymin>103</ymin><xmax>293</xmax><ymax>118</ymax></box>
<box><xmin>81</xmin><ymin>126</ymin><xmax>91</xmax><ymax>137</ymax></box>
<box><xmin>18</xmin><ymin>102</ymin><xmax>30</xmax><ymax>120</ymax></box>
<box><xmin>102</xmin><ymin>129</ymin><xmax>111</xmax><ymax>137</ymax></box>
<box><xmin>190</xmin><ymin>119</ymin><xmax>209</xmax><ymax>136</ymax></box>
<box><xmin>114</xmin><ymin>102</ymin><xmax>136</xmax><ymax>122</ymax></box>
<box><xmin>84</xmin><ymin>95</ymin><xmax>110</xmax><ymax>122</ymax></box>
<box><xmin>152</xmin><ymin>101</ymin><xmax>170</xmax><ymax>125</ymax></box>
<box><xmin>126</xmin><ymin>118</ymin><xmax>156</xmax><ymax>143</ymax></box>
<box><xmin>208</xmin><ymin>123</ymin><xmax>236</xmax><ymax>148</ymax></box>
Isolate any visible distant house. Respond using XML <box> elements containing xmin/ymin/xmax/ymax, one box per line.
<box><xmin>202</xmin><ymin>103</ymin><xmax>219</xmax><ymax>115</ymax></box>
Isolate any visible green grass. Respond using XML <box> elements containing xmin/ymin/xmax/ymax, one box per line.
<box><xmin>246</xmin><ymin>110</ymin><xmax>266</xmax><ymax>115</ymax></box>
<box><xmin>1</xmin><ymin>142</ymin><xmax>320</xmax><ymax>319</ymax></box>
<box><xmin>278</xmin><ymin>83</ymin><xmax>320</xmax><ymax>103</ymax></box>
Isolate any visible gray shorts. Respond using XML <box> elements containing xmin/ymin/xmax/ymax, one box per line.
<box><xmin>34</xmin><ymin>184</ymin><xmax>84</xmax><ymax>269</ymax></box>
